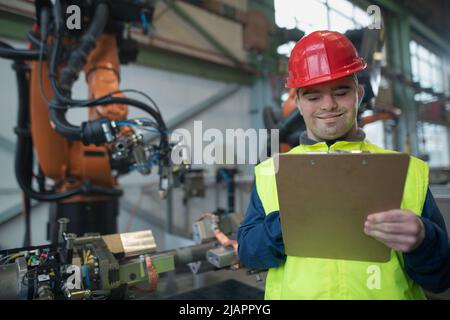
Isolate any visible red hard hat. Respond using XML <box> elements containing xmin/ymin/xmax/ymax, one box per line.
<box><xmin>286</xmin><ymin>30</ymin><xmax>367</xmax><ymax>88</ymax></box>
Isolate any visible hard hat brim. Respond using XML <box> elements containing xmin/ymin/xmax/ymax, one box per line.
<box><xmin>286</xmin><ymin>58</ymin><xmax>367</xmax><ymax>89</ymax></box>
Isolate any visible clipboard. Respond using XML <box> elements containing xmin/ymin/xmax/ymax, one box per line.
<box><xmin>275</xmin><ymin>153</ymin><xmax>410</xmax><ymax>262</ymax></box>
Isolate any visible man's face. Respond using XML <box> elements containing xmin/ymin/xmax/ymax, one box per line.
<box><xmin>296</xmin><ymin>76</ymin><xmax>363</xmax><ymax>141</ymax></box>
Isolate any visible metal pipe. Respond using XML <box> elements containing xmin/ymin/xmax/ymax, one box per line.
<box><xmin>159</xmin><ymin>241</ymin><xmax>217</xmax><ymax>266</ymax></box>
<box><xmin>57</xmin><ymin>218</ymin><xmax>69</xmax><ymax>244</ymax></box>
<box><xmin>65</xmin><ymin>233</ymin><xmax>76</xmax><ymax>264</ymax></box>
<box><xmin>165</xmin><ymin>186</ymin><xmax>173</xmax><ymax>234</ymax></box>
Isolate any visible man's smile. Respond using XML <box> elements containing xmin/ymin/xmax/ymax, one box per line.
<box><xmin>316</xmin><ymin>112</ymin><xmax>345</xmax><ymax>120</ymax></box>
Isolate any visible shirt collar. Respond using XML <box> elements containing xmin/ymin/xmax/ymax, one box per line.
<box><xmin>299</xmin><ymin>128</ymin><xmax>366</xmax><ymax>146</ymax></box>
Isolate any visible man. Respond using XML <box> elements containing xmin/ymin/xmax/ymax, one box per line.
<box><xmin>237</xmin><ymin>30</ymin><xmax>450</xmax><ymax>299</ymax></box>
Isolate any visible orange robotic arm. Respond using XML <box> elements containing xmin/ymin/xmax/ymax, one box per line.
<box><xmin>30</xmin><ymin>33</ymin><xmax>128</xmax><ymax>204</ymax></box>
<box><xmin>5</xmin><ymin>1</ymin><xmax>176</xmax><ymax>243</ymax></box>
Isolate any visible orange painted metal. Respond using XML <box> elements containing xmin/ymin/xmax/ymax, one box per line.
<box><xmin>29</xmin><ymin>60</ymin><xmax>69</xmax><ymax>180</ymax></box>
<box><xmin>359</xmin><ymin>112</ymin><xmax>395</xmax><ymax>127</ymax></box>
<box><xmin>84</xmin><ymin>34</ymin><xmax>128</xmax><ymax>121</ymax></box>
<box><xmin>282</xmin><ymin>88</ymin><xmax>297</xmax><ymax>118</ymax></box>
<box><xmin>29</xmin><ymin>34</ymin><xmax>128</xmax><ymax>203</ymax></box>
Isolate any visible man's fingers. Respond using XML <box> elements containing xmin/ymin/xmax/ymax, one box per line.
<box><xmin>366</xmin><ymin>210</ymin><xmax>414</xmax><ymax>224</ymax></box>
<box><xmin>366</xmin><ymin>234</ymin><xmax>417</xmax><ymax>252</ymax></box>
<box><xmin>363</xmin><ymin>228</ymin><xmax>417</xmax><ymax>246</ymax></box>
<box><xmin>373</xmin><ymin>239</ymin><xmax>415</xmax><ymax>253</ymax></box>
<box><xmin>364</xmin><ymin>221</ymin><xmax>421</xmax><ymax>236</ymax></box>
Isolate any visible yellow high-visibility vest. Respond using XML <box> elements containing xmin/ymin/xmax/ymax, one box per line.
<box><xmin>255</xmin><ymin>140</ymin><xmax>428</xmax><ymax>299</ymax></box>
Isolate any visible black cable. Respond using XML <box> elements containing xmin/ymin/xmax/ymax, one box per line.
<box><xmin>12</xmin><ymin>59</ymin><xmax>84</xmax><ymax>201</ymax></box>
<box><xmin>27</xmin><ymin>31</ymin><xmax>43</xmax><ymax>48</ymax></box>
<box><xmin>11</xmin><ymin>48</ymin><xmax>122</xmax><ymax>200</ymax></box>
<box><xmin>44</xmin><ymin>2</ymin><xmax>169</xmax><ymax>152</ymax></box>
<box><xmin>15</xmin><ymin>173</ymin><xmax>123</xmax><ymax>201</ymax></box>
<box><xmin>46</xmin><ymin>5</ymin><xmax>163</xmax><ymax>115</ymax></box>
<box><xmin>59</xmin><ymin>3</ymin><xmax>109</xmax><ymax>93</ymax></box>
<box><xmin>47</xmin><ymin>34</ymin><xmax>75</xmax><ymax>110</ymax></box>
<box><xmin>48</xmin><ymin>3</ymin><xmax>110</xmax><ymax>140</ymax></box>
<box><xmin>36</xmin><ymin>166</ymin><xmax>47</xmax><ymax>193</ymax></box>
<box><xmin>90</xmin><ymin>96</ymin><xmax>166</xmax><ymax>130</ymax></box>
<box><xmin>111</xmin><ymin>89</ymin><xmax>162</xmax><ymax>115</ymax></box>
<box><xmin>52</xmin><ymin>0</ymin><xmax>63</xmax><ymax>35</ymax></box>
<box><xmin>49</xmin><ymin>67</ymin><xmax>164</xmax><ymax>118</ymax></box>
<box><xmin>45</xmin><ymin>3</ymin><xmax>166</xmax><ymax>143</ymax></box>
<box><xmin>49</xmin><ymin>94</ymin><xmax>168</xmax><ymax>142</ymax></box>
<box><xmin>0</xmin><ymin>4</ymin><xmax>124</xmax><ymax>202</ymax></box>
<box><xmin>0</xmin><ymin>41</ymin><xmax>13</xmax><ymax>49</ymax></box>
<box><xmin>38</xmin><ymin>40</ymin><xmax>52</xmax><ymax>106</ymax></box>
<box><xmin>67</xmin><ymin>89</ymin><xmax>163</xmax><ymax>117</ymax></box>
<box><xmin>22</xmin><ymin>192</ymin><xmax>32</xmax><ymax>247</ymax></box>
<box><xmin>12</xmin><ymin>59</ymin><xmax>33</xmax><ymax>247</ymax></box>
<box><xmin>0</xmin><ymin>42</ymin><xmax>42</xmax><ymax>60</ymax></box>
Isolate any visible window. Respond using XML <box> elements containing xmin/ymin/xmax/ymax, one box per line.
<box><xmin>410</xmin><ymin>40</ymin><xmax>446</xmax><ymax>102</ymax></box>
<box><xmin>411</xmin><ymin>41</ymin><xmax>449</xmax><ymax>167</ymax></box>
<box><xmin>418</xmin><ymin>123</ymin><xmax>450</xmax><ymax>168</ymax></box>
<box><xmin>275</xmin><ymin>0</ymin><xmax>371</xmax><ymax>56</ymax></box>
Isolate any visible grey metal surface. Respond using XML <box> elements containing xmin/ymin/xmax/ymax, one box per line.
<box><xmin>0</xmin><ymin>134</ymin><xmax>14</xmax><ymax>154</ymax></box>
<box><xmin>131</xmin><ymin>267</ymin><xmax>266</xmax><ymax>300</ymax></box>
<box><xmin>0</xmin><ymin>262</ymin><xmax>19</xmax><ymax>299</ymax></box>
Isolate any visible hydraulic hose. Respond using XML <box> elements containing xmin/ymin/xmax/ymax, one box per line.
<box><xmin>47</xmin><ymin>3</ymin><xmax>168</xmax><ymax>146</ymax></box>
<box><xmin>59</xmin><ymin>3</ymin><xmax>109</xmax><ymax>93</ymax></box>
<box><xmin>9</xmin><ymin>3</ymin><xmax>122</xmax><ymax>201</ymax></box>
<box><xmin>0</xmin><ymin>42</ymin><xmax>41</xmax><ymax>60</ymax></box>
<box><xmin>13</xmin><ymin>62</ymin><xmax>122</xmax><ymax>201</ymax></box>
<box><xmin>12</xmin><ymin>60</ymin><xmax>33</xmax><ymax>246</ymax></box>
<box><xmin>49</xmin><ymin>3</ymin><xmax>110</xmax><ymax>141</ymax></box>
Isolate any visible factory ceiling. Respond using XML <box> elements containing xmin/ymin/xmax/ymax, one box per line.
<box><xmin>399</xmin><ymin>0</ymin><xmax>450</xmax><ymax>44</ymax></box>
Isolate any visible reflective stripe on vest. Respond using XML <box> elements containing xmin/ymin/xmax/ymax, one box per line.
<box><xmin>255</xmin><ymin>140</ymin><xmax>428</xmax><ymax>300</ymax></box>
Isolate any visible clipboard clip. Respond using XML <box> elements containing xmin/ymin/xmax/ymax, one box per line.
<box><xmin>305</xmin><ymin>150</ymin><xmax>372</xmax><ymax>166</ymax></box>
<box><xmin>306</xmin><ymin>150</ymin><xmax>372</xmax><ymax>154</ymax></box>
<box><xmin>329</xmin><ymin>150</ymin><xmax>372</xmax><ymax>154</ymax></box>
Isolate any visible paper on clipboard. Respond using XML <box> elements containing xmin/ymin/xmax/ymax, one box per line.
<box><xmin>275</xmin><ymin>153</ymin><xmax>410</xmax><ymax>262</ymax></box>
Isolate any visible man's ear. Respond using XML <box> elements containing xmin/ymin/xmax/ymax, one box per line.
<box><xmin>357</xmin><ymin>84</ymin><xmax>365</xmax><ymax>106</ymax></box>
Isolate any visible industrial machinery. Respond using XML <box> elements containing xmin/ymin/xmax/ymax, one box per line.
<box><xmin>0</xmin><ymin>218</ymin><xmax>170</xmax><ymax>300</ymax></box>
<box><xmin>0</xmin><ymin>0</ymin><xmax>190</xmax><ymax>245</ymax></box>
<box><xmin>0</xmin><ymin>2</ymin><xmax>260</xmax><ymax>299</ymax></box>
<box><xmin>192</xmin><ymin>212</ymin><xmax>240</xmax><ymax>270</ymax></box>
<box><xmin>0</xmin><ymin>216</ymin><xmax>246</xmax><ymax>300</ymax></box>
<box><xmin>187</xmin><ymin>168</ymin><xmax>244</xmax><ymax>274</ymax></box>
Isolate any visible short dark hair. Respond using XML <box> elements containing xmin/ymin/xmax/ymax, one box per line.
<box><xmin>295</xmin><ymin>74</ymin><xmax>359</xmax><ymax>98</ymax></box>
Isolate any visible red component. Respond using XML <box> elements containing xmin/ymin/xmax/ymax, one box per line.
<box><xmin>29</xmin><ymin>23</ymin><xmax>40</xmax><ymax>50</ymax></box>
<box><xmin>359</xmin><ymin>112</ymin><xmax>396</xmax><ymax>127</ymax></box>
<box><xmin>286</xmin><ymin>30</ymin><xmax>366</xmax><ymax>88</ymax></box>
<box><xmin>32</xmin><ymin>23</ymin><xmax>39</xmax><ymax>33</ymax></box>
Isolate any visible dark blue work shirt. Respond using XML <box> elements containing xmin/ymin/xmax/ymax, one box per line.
<box><xmin>237</xmin><ymin>183</ymin><xmax>450</xmax><ymax>293</ymax></box>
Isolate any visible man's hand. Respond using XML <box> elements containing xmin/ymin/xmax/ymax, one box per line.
<box><xmin>364</xmin><ymin>209</ymin><xmax>425</xmax><ymax>253</ymax></box>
